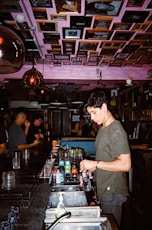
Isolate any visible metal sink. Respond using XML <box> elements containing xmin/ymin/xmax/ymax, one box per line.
<box><xmin>44</xmin><ymin>221</ymin><xmax>112</xmax><ymax>230</ymax></box>
<box><xmin>47</xmin><ymin>185</ymin><xmax>88</xmax><ymax>208</ymax></box>
<box><xmin>44</xmin><ymin>207</ymin><xmax>112</xmax><ymax>230</ymax></box>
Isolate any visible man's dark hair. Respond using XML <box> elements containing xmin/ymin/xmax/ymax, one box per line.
<box><xmin>32</xmin><ymin>114</ymin><xmax>43</xmax><ymax>122</ymax></box>
<box><xmin>85</xmin><ymin>90</ymin><xmax>109</xmax><ymax>109</ymax></box>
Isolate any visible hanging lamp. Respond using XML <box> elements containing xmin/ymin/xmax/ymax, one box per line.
<box><xmin>0</xmin><ymin>0</ymin><xmax>25</xmax><ymax>73</ymax></box>
<box><xmin>22</xmin><ymin>26</ymin><xmax>44</xmax><ymax>88</ymax></box>
<box><xmin>22</xmin><ymin>62</ymin><xmax>44</xmax><ymax>88</ymax></box>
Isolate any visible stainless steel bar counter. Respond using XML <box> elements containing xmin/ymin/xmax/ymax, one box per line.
<box><xmin>0</xmin><ymin>139</ymin><xmax>119</xmax><ymax>230</ymax></box>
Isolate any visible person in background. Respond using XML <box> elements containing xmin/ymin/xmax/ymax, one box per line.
<box><xmin>79</xmin><ymin>116</ymin><xmax>90</xmax><ymax>137</ymax></box>
<box><xmin>3</xmin><ymin>112</ymin><xmax>11</xmax><ymax>143</ymax></box>
<box><xmin>0</xmin><ymin>120</ymin><xmax>7</xmax><ymax>156</ymax></box>
<box><xmin>71</xmin><ymin>121</ymin><xmax>82</xmax><ymax>137</ymax></box>
<box><xmin>27</xmin><ymin>114</ymin><xmax>45</xmax><ymax>143</ymax></box>
<box><xmin>89</xmin><ymin>122</ymin><xmax>99</xmax><ymax>137</ymax></box>
<box><xmin>80</xmin><ymin>90</ymin><xmax>131</xmax><ymax>227</ymax></box>
<box><xmin>0</xmin><ymin>119</ymin><xmax>7</xmax><ymax>183</ymax></box>
<box><xmin>8</xmin><ymin>111</ymin><xmax>39</xmax><ymax>153</ymax></box>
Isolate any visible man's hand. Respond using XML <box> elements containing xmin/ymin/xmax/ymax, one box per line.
<box><xmin>33</xmin><ymin>139</ymin><xmax>40</xmax><ymax>146</ymax></box>
<box><xmin>24</xmin><ymin>120</ymin><xmax>31</xmax><ymax>128</ymax></box>
<box><xmin>80</xmin><ymin>159</ymin><xmax>96</xmax><ymax>173</ymax></box>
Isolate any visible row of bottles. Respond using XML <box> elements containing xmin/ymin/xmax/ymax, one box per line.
<box><xmin>0</xmin><ymin>206</ymin><xmax>19</xmax><ymax>230</ymax></box>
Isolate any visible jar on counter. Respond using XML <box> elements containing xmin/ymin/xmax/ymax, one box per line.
<box><xmin>2</xmin><ymin>171</ymin><xmax>16</xmax><ymax>190</ymax></box>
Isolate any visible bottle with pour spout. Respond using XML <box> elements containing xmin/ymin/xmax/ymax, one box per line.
<box><xmin>55</xmin><ymin>192</ymin><xmax>66</xmax><ymax>218</ymax></box>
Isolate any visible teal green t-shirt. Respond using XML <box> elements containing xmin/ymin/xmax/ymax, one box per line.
<box><xmin>95</xmin><ymin>120</ymin><xmax>130</xmax><ymax>201</ymax></box>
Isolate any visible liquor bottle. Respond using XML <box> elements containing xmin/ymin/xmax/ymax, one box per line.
<box><xmin>82</xmin><ymin>171</ymin><xmax>92</xmax><ymax>192</ymax></box>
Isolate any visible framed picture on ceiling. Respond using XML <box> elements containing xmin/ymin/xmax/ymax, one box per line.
<box><xmin>79</xmin><ymin>41</ymin><xmax>99</xmax><ymax>51</ymax></box>
<box><xmin>100</xmin><ymin>48</ymin><xmax>118</xmax><ymax>56</ymax></box>
<box><xmin>126</xmin><ymin>0</ymin><xmax>145</xmax><ymax>7</ymax></box>
<box><xmin>6</xmin><ymin>21</ymin><xmax>19</xmax><ymax>30</ymax></box>
<box><xmin>109</xmin><ymin>59</ymin><xmax>123</xmax><ymax>67</ymax></box>
<box><xmin>51</xmin><ymin>14</ymin><xmax>67</xmax><ymax>21</ymax></box>
<box><xmin>122</xmin><ymin>11</ymin><xmax>149</xmax><ymax>23</ymax></box>
<box><xmin>54</xmin><ymin>54</ymin><xmax>70</xmax><ymax>60</ymax></box>
<box><xmin>43</xmin><ymin>33</ymin><xmax>60</xmax><ymax>40</ymax></box>
<box><xmin>85</xmin><ymin>29</ymin><xmax>113</xmax><ymax>40</ymax></box>
<box><xmin>55</xmin><ymin>0</ymin><xmax>81</xmax><ymax>14</ymax></box>
<box><xmin>83</xmin><ymin>61</ymin><xmax>99</xmax><ymax>66</ymax></box>
<box><xmin>43</xmin><ymin>33</ymin><xmax>60</xmax><ymax>44</ymax></box>
<box><xmin>93</xmin><ymin>16</ymin><xmax>112</xmax><ymax>29</ymax></box>
<box><xmin>33</xmin><ymin>8</ymin><xmax>47</xmax><ymax>19</ymax></box>
<box><xmin>85</xmin><ymin>0</ymin><xmax>123</xmax><ymax>16</ymax></box>
<box><xmin>20</xmin><ymin>30</ymin><xmax>33</xmax><ymax>40</ymax></box>
<box><xmin>146</xmin><ymin>0</ymin><xmax>152</xmax><ymax>9</ymax></box>
<box><xmin>147</xmin><ymin>25</ymin><xmax>152</xmax><ymax>32</ymax></box>
<box><xmin>30</xmin><ymin>0</ymin><xmax>52</xmax><ymax>7</ymax></box>
<box><xmin>112</xmin><ymin>22</ymin><xmax>132</xmax><ymax>30</ymax></box>
<box><xmin>115</xmin><ymin>53</ymin><xmax>130</xmax><ymax>59</ymax></box>
<box><xmin>134</xmin><ymin>32</ymin><xmax>152</xmax><ymax>40</ymax></box>
<box><xmin>121</xmin><ymin>43</ymin><xmax>141</xmax><ymax>53</ymax></box>
<box><xmin>37</xmin><ymin>21</ymin><xmax>57</xmax><ymax>32</ymax></box>
<box><xmin>63</xmin><ymin>28</ymin><xmax>83</xmax><ymax>39</ymax></box>
<box><xmin>112</xmin><ymin>31</ymin><xmax>134</xmax><ymax>40</ymax></box>
<box><xmin>100</xmin><ymin>41</ymin><xmax>125</xmax><ymax>49</ymax></box>
<box><xmin>72</xmin><ymin>61</ymin><xmax>82</xmax><ymax>65</ymax></box>
<box><xmin>132</xmin><ymin>22</ymin><xmax>150</xmax><ymax>31</ymax></box>
<box><xmin>63</xmin><ymin>40</ymin><xmax>76</xmax><ymax>54</ymax></box>
<box><xmin>70</xmin><ymin>16</ymin><xmax>92</xmax><ymax>28</ymax></box>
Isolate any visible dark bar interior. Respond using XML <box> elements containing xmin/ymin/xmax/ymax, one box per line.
<box><xmin>0</xmin><ymin>0</ymin><xmax>152</xmax><ymax>229</ymax></box>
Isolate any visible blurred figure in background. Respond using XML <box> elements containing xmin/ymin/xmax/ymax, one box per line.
<box><xmin>27</xmin><ymin>114</ymin><xmax>45</xmax><ymax>143</ymax></box>
<box><xmin>71</xmin><ymin>121</ymin><xmax>82</xmax><ymax>137</ymax></box>
<box><xmin>8</xmin><ymin>111</ymin><xmax>39</xmax><ymax>153</ymax></box>
<box><xmin>89</xmin><ymin>122</ymin><xmax>99</xmax><ymax>137</ymax></box>
<box><xmin>0</xmin><ymin>119</ymin><xmax>7</xmax><ymax>183</ymax></box>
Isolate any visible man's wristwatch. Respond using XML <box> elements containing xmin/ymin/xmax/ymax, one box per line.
<box><xmin>96</xmin><ymin>160</ymin><xmax>100</xmax><ymax>169</ymax></box>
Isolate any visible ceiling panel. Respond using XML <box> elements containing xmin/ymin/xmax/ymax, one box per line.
<box><xmin>1</xmin><ymin>0</ymin><xmax>151</xmax><ymax>69</ymax></box>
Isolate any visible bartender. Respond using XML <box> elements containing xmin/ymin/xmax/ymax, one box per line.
<box><xmin>80</xmin><ymin>90</ymin><xmax>131</xmax><ymax>227</ymax></box>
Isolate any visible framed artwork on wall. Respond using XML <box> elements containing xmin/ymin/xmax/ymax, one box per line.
<box><xmin>85</xmin><ymin>0</ymin><xmax>123</xmax><ymax>16</ymax></box>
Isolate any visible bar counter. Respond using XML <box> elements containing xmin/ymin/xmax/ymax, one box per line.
<box><xmin>0</xmin><ymin>138</ymin><xmax>120</xmax><ymax>230</ymax></box>
<box><xmin>0</xmin><ymin>139</ymin><xmax>51</xmax><ymax>230</ymax></box>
